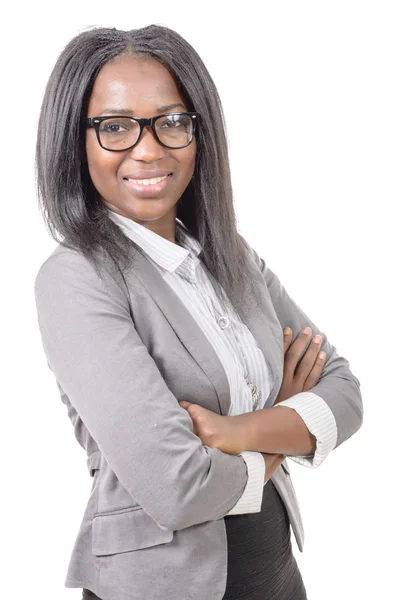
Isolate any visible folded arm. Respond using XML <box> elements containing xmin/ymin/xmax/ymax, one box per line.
<box><xmin>239</xmin><ymin>240</ymin><xmax>363</xmax><ymax>467</ymax></box>
<box><xmin>34</xmin><ymin>249</ymin><xmax>264</xmax><ymax>531</ymax></box>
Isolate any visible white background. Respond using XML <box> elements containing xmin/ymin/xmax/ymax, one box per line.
<box><xmin>2</xmin><ymin>1</ymin><xmax>399</xmax><ymax>598</ymax></box>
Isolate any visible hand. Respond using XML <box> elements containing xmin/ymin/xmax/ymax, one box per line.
<box><xmin>262</xmin><ymin>452</ymin><xmax>286</xmax><ymax>483</ymax></box>
<box><xmin>178</xmin><ymin>401</ymin><xmax>247</xmax><ymax>455</ymax></box>
<box><xmin>274</xmin><ymin>327</ymin><xmax>327</xmax><ymax>405</ymax></box>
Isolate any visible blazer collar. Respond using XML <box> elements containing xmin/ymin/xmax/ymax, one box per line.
<box><xmin>107</xmin><ymin>209</ymin><xmax>201</xmax><ymax>270</ymax></box>
<box><xmin>123</xmin><ymin>243</ymin><xmax>283</xmax><ymax>415</ymax></box>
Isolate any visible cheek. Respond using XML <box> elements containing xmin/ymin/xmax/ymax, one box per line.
<box><xmin>86</xmin><ymin>138</ymin><xmax>119</xmax><ymax>187</ymax></box>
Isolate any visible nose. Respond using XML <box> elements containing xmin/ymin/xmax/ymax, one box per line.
<box><xmin>127</xmin><ymin>125</ymin><xmax>166</xmax><ymax>161</ymax></box>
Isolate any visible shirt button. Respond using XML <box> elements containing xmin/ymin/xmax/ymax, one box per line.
<box><xmin>217</xmin><ymin>316</ymin><xmax>230</xmax><ymax>329</ymax></box>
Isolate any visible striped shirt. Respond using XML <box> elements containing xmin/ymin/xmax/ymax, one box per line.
<box><xmin>107</xmin><ymin>209</ymin><xmax>337</xmax><ymax>515</ymax></box>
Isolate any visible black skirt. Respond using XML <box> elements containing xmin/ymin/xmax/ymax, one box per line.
<box><xmin>82</xmin><ymin>479</ymin><xmax>307</xmax><ymax>600</ymax></box>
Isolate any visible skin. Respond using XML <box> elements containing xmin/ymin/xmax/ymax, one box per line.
<box><xmin>180</xmin><ymin>327</ymin><xmax>326</xmax><ymax>482</ymax></box>
<box><xmin>85</xmin><ymin>54</ymin><xmax>196</xmax><ymax>244</ymax></box>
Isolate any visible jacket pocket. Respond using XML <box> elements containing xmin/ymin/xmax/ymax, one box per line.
<box><xmin>92</xmin><ymin>506</ymin><xmax>174</xmax><ymax>556</ymax></box>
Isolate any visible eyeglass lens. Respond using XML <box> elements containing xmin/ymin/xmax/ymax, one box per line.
<box><xmin>98</xmin><ymin>114</ymin><xmax>194</xmax><ymax>150</ymax></box>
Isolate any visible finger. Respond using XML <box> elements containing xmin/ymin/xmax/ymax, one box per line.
<box><xmin>179</xmin><ymin>402</ymin><xmax>199</xmax><ymax>435</ymax></box>
<box><xmin>283</xmin><ymin>328</ymin><xmax>293</xmax><ymax>353</ymax></box>
<box><xmin>179</xmin><ymin>401</ymin><xmax>192</xmax><ymax>409</ymax></box>
<box><xmin>284</xmin><ymin>327</ymin><xmax>314</xmax><ymax>377</ymax></box>
<box><xmin>295</xmin><ymin>333</ymin><xmax>324</xmax><ymax>383</ymax></box>
<box><xmin>303</xmin><ymin>351</ymin><xmax>327</xmax><ymax>390</ymax></box>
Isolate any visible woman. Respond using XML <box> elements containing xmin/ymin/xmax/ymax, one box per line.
<box><xmin>34</xmin><ymin>25</ymin><xmax>363</xmax><ymax>600</ymax></box>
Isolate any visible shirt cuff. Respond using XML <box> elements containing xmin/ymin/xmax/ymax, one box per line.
<box><xmin>274</xmin><ymin>391</ymin><xmax>337</xmax><ymax>468</ymax></box>
<box><xmin>225</xmin><ymin>451</ymin><xmax>265</xmax><ymax>515</ymax></box>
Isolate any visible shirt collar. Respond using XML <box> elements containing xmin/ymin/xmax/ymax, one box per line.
<box><xmin>106</xmin><ymin>208</ymin><xmax>202</xmax><ymax>282</ymax></box>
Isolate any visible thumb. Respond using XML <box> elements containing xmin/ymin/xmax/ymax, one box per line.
<box><xmin>179</xmin><ymin>401</ymin><xmax>192</xmax><ymax>410</ymax></box>
<box><xmin>283</xmin><ymin>327</ymin><xmax>292</xmax><ymax>353</ymax></box>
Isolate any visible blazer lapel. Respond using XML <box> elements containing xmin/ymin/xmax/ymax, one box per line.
<box><xmin>126</xmin><ymin>246</ymin><xmax>283</xmax><ymax>414</ymax></box>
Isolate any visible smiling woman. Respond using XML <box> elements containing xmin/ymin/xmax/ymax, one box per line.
<box><xmin>34</xmin><ymin>23</ymin><xmax>362</xmax><ymax>600</ymax></box>
<box><xmin>35</xmin><ymin>24</ymin><xmax>263</xmax><ymax>315</ymax></box>
<box><xmin>84</xmin><ymin>56</ymin><xmax>197</xmax><ymax>234</ymax></box>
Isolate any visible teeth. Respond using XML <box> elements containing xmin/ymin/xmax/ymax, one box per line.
<box><xmin>127</xmin><ymin>175</ymin><xmax>169</xmax><ymax>185</ymax></box>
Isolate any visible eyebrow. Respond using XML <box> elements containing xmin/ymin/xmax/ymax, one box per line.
<box><xmin>99</xmin><ymin>103</ymin><xmax>187</xmax><ymax>116</ymax></box>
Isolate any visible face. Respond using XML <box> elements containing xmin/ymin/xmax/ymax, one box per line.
<box><xmin>85</xmin><ymin>54</ymin><xmax>197</xmax><ymax>242</ymax></box>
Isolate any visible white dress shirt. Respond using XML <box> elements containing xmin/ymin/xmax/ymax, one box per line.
<box><xmin>106</xmin><ymin>210</ymin><xmax>337</xmax><ymax>515</ymax></box>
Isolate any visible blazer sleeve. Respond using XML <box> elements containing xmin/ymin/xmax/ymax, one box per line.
<box><xmin>244</xmin><ymin>241</ymin><xmax>363</xmax><ymax>451</ymax></box>
<box><xmin>34</xmin><ymin>249</ymin><xmax>256</xmax><ymax>532</ymax></box>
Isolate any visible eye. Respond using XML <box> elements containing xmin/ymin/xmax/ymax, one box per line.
<box><xmin>99</xmin><ymin>119</ymin><xmax>134</xmax><ymax>134</ymax></box>
<box><xmin>106</xmin><ymin>123</ymin><xmax>124</xmax><ymax>133</ymax></box>
<box><xmin>160</xmin><ymin>116</ymin><xmax>184</xmax><ymax>129</ymax></box>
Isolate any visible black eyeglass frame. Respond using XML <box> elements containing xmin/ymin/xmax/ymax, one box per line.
<box><xmin>85</xmin><ymin>112</ymin><xmax>200</xmax><ymax>152</ymax></box>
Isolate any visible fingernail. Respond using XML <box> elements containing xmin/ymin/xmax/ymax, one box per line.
<box><xmin>313</xmin><ymin>334</ymin><xmax>322</xmax><ymax>344</ymax></box>
<box><xmin>283</xmin><ymin>328</ymin><xmax>291</xmax><ymax>335</ymax></box>
<box><xmin>303</xmin><ymin>327</ymin><xmax>311</xmax><ymax>335</ymax></box>
<box><xmin>319</xmin><ymin>351</ymin><xmax>326</xmax><ymax>359</ymax></box>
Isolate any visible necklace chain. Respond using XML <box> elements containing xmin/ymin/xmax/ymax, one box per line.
<box><xmin>194</xmin><ymin>280</ymin><xmax>262</xmax><ymax>411</ymax></box>
<box><xmin>216</xmin><ymin>307</ymin><xmax>262</xmax><ymax>411</ymax></box>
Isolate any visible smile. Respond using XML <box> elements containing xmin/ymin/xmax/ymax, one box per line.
<box><xmin>122</xmin><ymin>173</ymin><xmax>173</xmax><ymax>197</ymax></box>
<box><xmin>125</xmin><ymin>175</ymin><xmax>169</xmax><ymax>185</ymax></box>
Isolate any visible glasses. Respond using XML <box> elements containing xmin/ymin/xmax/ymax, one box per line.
<box><xmin>85</xmin><ymin>112</ymin><xmax>199</xmax><ymax>152</ymax></box>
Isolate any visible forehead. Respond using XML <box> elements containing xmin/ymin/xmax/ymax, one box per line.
<box><xmin>87</xmin><ymin>55</ymin><xmax>185</xmax><ymax>113</ymax></box>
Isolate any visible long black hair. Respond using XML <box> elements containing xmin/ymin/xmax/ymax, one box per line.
<box><xmin>35</xmin><ymin>24</ymin><xmax>260</xmax><ymax>317</ymax></box>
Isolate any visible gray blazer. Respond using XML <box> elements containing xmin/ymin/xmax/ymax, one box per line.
<box><xmin>34</xmin><ymin>237</ymin><xmax>363</xmax><ymax>600</ymax></box>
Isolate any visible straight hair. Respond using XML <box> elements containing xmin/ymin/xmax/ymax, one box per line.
<box><xmin>35</xmin><ymin>24</ymin><xmax>261</xmax><ymax>318</ymax></box>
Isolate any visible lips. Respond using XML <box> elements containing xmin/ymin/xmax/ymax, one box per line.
<box><xmin>122</xmin><ymin>173</ymin><xmax>173</xmax><ymax>197</ymax></box>
<box><xmin>123</xmin><ymin>169</ymin><xmax>173</xmax><ymax>180</ymax></box>
<box><xmin>124</xmin><ymin>174</ymin><xmax>169</xmax><ymax>185</ymax></box>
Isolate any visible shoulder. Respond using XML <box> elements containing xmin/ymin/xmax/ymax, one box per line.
<box><xmin>238</xmin><ymin>234</ymin><xmax>265</xmax><ymax>271</ymax></box>
<box><xmin>34</xmin><ymin>243</ymin><xmax>127</xmax><ymax>303</ymax></box>
<box><xmin>35</xmin><ymin>244</ymin><xmax>93</xmax><ymax>287</ymax></box>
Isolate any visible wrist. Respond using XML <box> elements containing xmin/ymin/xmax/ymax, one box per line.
<box><xmin>231</xmin><ymin>412</ymin><xmax>257</xmax><ymax>453</ymax></box>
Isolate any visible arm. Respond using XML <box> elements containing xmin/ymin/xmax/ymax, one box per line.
<box><xmin>34</xmin><ymin>249</ymin><xmax>262</xmax><ymax>531</ymax></box>
<box><xmin>239</xmin><ymin>239</ymin><xmax>363</xmax><ymax>464</ymax></box>
<box><xmin>236</xmin><ymin>404</ymin><xmax>317</xmax><ymax>456</ymax></box>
